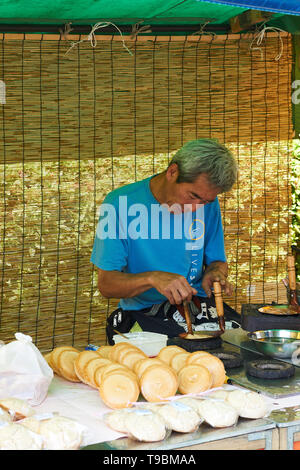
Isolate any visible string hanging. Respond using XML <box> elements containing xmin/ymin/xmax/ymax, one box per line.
<box><xmin>192</xmin><ymin>20</ymin><xmax>216</xmax><ymax>38</ymax></box>
<box><xmin>249</xmin><ymin>24</ymin><xmax>286</xmax><ymax>61</ymax></box>
<box><xmin>59</xmin><ymin>22</ymin><xmax>74</xmax><ymax>41</ymax></box>
<box><xmin>65</xmin><ymin>22</ymin><xmax>133</xmax><ymax>56</ymax></box>
<box><xmin>130</xmin><ymin>22</ymin><xmax>152</xmax><ymax>40</ymax></box>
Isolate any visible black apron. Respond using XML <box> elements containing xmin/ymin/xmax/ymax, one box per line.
<box><xmin>106</xmin><ymin>296</ymin><xmax>240</xmax><ymax>344</ymax></box>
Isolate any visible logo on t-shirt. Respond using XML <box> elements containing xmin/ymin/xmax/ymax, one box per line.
<box><xmin>185</xmin><ymin>206</ymin><xmax>205</xmax><ymax>252</ymax></box>
<box><xmin>186</xmin><ymin>207</ymin><xmax>205</xmax><ymax>286</ymax></box>
<box><xmin>189</xmin><ymin>218</ymin><xmax>205</xmax><ymax>241</ymax></box>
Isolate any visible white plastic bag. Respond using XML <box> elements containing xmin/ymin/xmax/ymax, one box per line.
<box><xmin>0</xmin><ymin>333</ymin><xmax>53</xmax><ymax>405</ymax></box>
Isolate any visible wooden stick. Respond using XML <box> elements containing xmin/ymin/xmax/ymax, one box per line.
<box><xmin>213</xmin><ymin>281</ymin><xmax>225</xmax><ymax>332</ymax></box>
<box><xmin>113</xmin><ymin>329</ymin><xmax>129</xmax><ymax>340</ymax></box>
<box><xmin>183</xmin><ymin>301</ymin><xmax>193</xmax><ymax>335</ymax></box>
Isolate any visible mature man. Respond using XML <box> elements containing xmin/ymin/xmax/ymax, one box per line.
<box><xmin>91</xmin><ymin>139</ymin><xmax>239</xmax><ymax>342</ymax></box>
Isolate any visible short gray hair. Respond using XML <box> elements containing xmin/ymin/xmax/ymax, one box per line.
<box><xmin>169</xmin><ymin>139</ymin><xmax>237</xmax><ymax>192</ymax></box>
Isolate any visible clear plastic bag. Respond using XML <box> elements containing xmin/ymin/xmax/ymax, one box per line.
<box><xmin>104</xmin><ymin>407</ymin><xmax>170</xmax><ymax>442</ymax></box>
<box><xmin>0</xmin><ymin>333</ymin><xmax>53</xmax><ymax>405</ymax></box>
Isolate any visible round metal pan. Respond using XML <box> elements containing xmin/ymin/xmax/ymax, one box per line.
<box><xmin>248</xmin><ymin>329</ymin><xmax>300</xmax><ymax>359</ymax></box>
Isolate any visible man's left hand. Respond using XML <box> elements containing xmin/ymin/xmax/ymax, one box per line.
<box><xmin>201</xmin><ymin>261</ymin><xmax>233</xmax><ymax>298</ymax></box>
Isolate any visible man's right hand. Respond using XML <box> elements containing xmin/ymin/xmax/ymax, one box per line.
<box><xmin>98</xmin><ymin>268</ymin><xmax>197</xmax><ymax>305</ymax></box>
<box><xmin>149</xmin><ymin>271</ymin><xmax>198</xmax><ymax>305</ymax></box>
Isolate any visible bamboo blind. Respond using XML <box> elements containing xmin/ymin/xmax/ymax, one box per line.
<box><xmin>0</xmin><ymin>32</ymin><xmax>294</xmax><ymax>351</ymax></box>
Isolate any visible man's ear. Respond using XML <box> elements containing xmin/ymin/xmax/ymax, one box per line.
<box><xmin>166</xmin><ymin>163</ymin><xmax>179</xmax><ymax>182</ymax></box>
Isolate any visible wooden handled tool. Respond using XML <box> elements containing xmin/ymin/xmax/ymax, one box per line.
<box><xmin>177</xmin><ymin>297</ymin><xmax>224</xmax><ymax>338</ymax></box>
<box><xmin>183</xmin><ymin>301</ymin><xmax>193</xmax><ymax>335</ymax></box>
<box><xmin>213</xmin><ymin>281</ymin><xmax>225</xmax><ymax>332</ymax></box>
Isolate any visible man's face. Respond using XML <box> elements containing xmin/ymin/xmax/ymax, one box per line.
<box><xmin>166</xmin><ymin>165</ymin><xmax>221</xmax><ymax>213</ymax></box>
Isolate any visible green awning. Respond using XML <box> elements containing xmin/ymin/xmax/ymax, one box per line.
<box><xmin>0</xmin><ymin>0</ymin><xmax>300</xmax><ymax>34</ymax></box>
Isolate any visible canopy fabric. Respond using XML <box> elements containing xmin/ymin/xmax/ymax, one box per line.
<box><xmin>0</xmin><ymin>0</ymin><xmax>299</xmax><ymax>33</ymax></box>
<box><xmin>197</xmin><ymin>0</ymin><xmax>300</xmax><ymax>15</ymax></box>
<box><xmin>0</xmin><ymin>0</ymin><xmax>249</xmax><ymax>24</ymax></box>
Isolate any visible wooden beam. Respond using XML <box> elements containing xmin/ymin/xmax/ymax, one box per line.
<box><xmin>230</xmin><ymin>9</ymin><xmax>273</xmax><ymax>33</ymax></box>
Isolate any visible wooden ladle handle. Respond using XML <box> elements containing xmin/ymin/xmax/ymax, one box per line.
<box><xmin>213</xmin><ymin>281</ymin><xmax>225</xmax><ymax>332</ymax></box>
<box><xmin>183</xmin><ymin>301</ymin><xmax>193</xmax><ymax>335</ymax></box>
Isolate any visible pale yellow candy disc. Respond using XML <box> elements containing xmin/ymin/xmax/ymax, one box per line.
<box><xmin>178</xmin><ymin>364</ymin><xmax>212</xmax><ymax>394</ymax></box>
<box><xmin>99</xmin><ymin>371</ymin><xmax>140</xmax><ymax>409</ymax></box>
<box><xmin>157</xmin><ymin>345</ymin><xmax>186</xmax><ymax>365</ymax></box>
<box><xmin>140</xmin><ymin>364</ymin><xmax>178</xmax><ymax>402</ymax></box>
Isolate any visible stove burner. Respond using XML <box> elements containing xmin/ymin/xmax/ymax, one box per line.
<box><xmin>246</xmin><ymin>359</ymin><xmax>295</xmax><ymax>379</ymax></box>
<box><xmin>212</xmin><ymin>351</ymin><xmax>243</xmax><ymax>368</ymax></box>
<box><xmin>167</xmin><ymin>335</ymin><xmax>222</xmax><ymax>352</ymax></box>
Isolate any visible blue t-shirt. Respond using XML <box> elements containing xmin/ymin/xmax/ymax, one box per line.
<box><xmin>90</xmin><ymin>176</ymin><xmax>226</xmax><ymax>310</ymax></box>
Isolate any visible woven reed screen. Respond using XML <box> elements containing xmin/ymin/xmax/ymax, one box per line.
<box><xmin>0</xmin><ymin>32</ymin><xmax>294</xmax><ymax>351</ymax></box>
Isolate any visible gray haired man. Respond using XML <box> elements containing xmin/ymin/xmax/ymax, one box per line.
<box><xmin>91</xmin><ymin>139</ymin><xmax>238</xmax><ymax>340</ymax></box>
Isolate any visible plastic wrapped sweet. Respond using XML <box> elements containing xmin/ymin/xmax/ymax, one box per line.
<box><xmin>0</xmin><ymin>423</ymin><xmax>43</xmax><ymax>450</ymax></box>
<box><xmin>196</xmin><ymin>398</ymin><xmax>239</xmax><ymax>428</ymax></box>
<box><xmin>104</xmin><ymin>407</ymin><xmax>168</xmax><ymax>442</ymax></box>
<box><xmin>207</xmin><ymin>389</ymin><xmax>230</xmax><ymax>400</ymax></box>
<box><xmin>0</xmin><ymin>397</ymin><xmax>35</xmax><ymax>420</ymax></box>
<box><xmin>104</xmin><ymin>408</ymin><xmax>136</xmax><ymax>434</ymax></box>
<box><xmin>173</xmin><ymin>397</ymin><xmax>204</xmax><ymax>414</ymax></box>
<box><xmin>124</xmin><ymin>408</ymin><xmax>167</xmax><ymax>442</ymax></box>
<box><xmin>226</xmin><ymin>390</ymin><xmax>269</xmax><ymax>419</ymax></box>
<box><xmin>20</xmin><ymin>415</ymin><xmax>86</xmax><ymax>450</ymax></box>
<box><xmin>0</xmin><ymin>407</ymin><xmax>12</xmax><ymax>424</ymax></box>
<box><xmin>157</xmin><ymin>401</ymin><xmax>202</xmax><ymax>433</ymax></box>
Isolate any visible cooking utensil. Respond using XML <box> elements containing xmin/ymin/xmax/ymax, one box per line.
<box><xmin>259</xmin><ymin>252</ymin><xmax>300</xmax><ymax>315</ymax></box>
<box><xmin>288</xmin><ymin>252</ymin><xmax>300</xmax><ymax>312</ymax></box>
<box><xmin>248</xmin><ymin>329</ymin><xmax>300</xmax><ymax>359</ymax></box>
<box><xmin>281</xmin><ymin>246</ymin><xmax>300</xmax><ymax>305</ymax></box>
<box><xmin>183</xmin><ymin>300</ymin><xmax>193</xmax><ymax>335</ymax></box>
<box><xmin>213</xmin><ymin>281</ymin><xmax>225</xmax><ymax>332</ymax></box>
<box><xmin>177</xmin><ymin>281</ymin><xmax>225</xmax><ymax>340</ymax></box>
